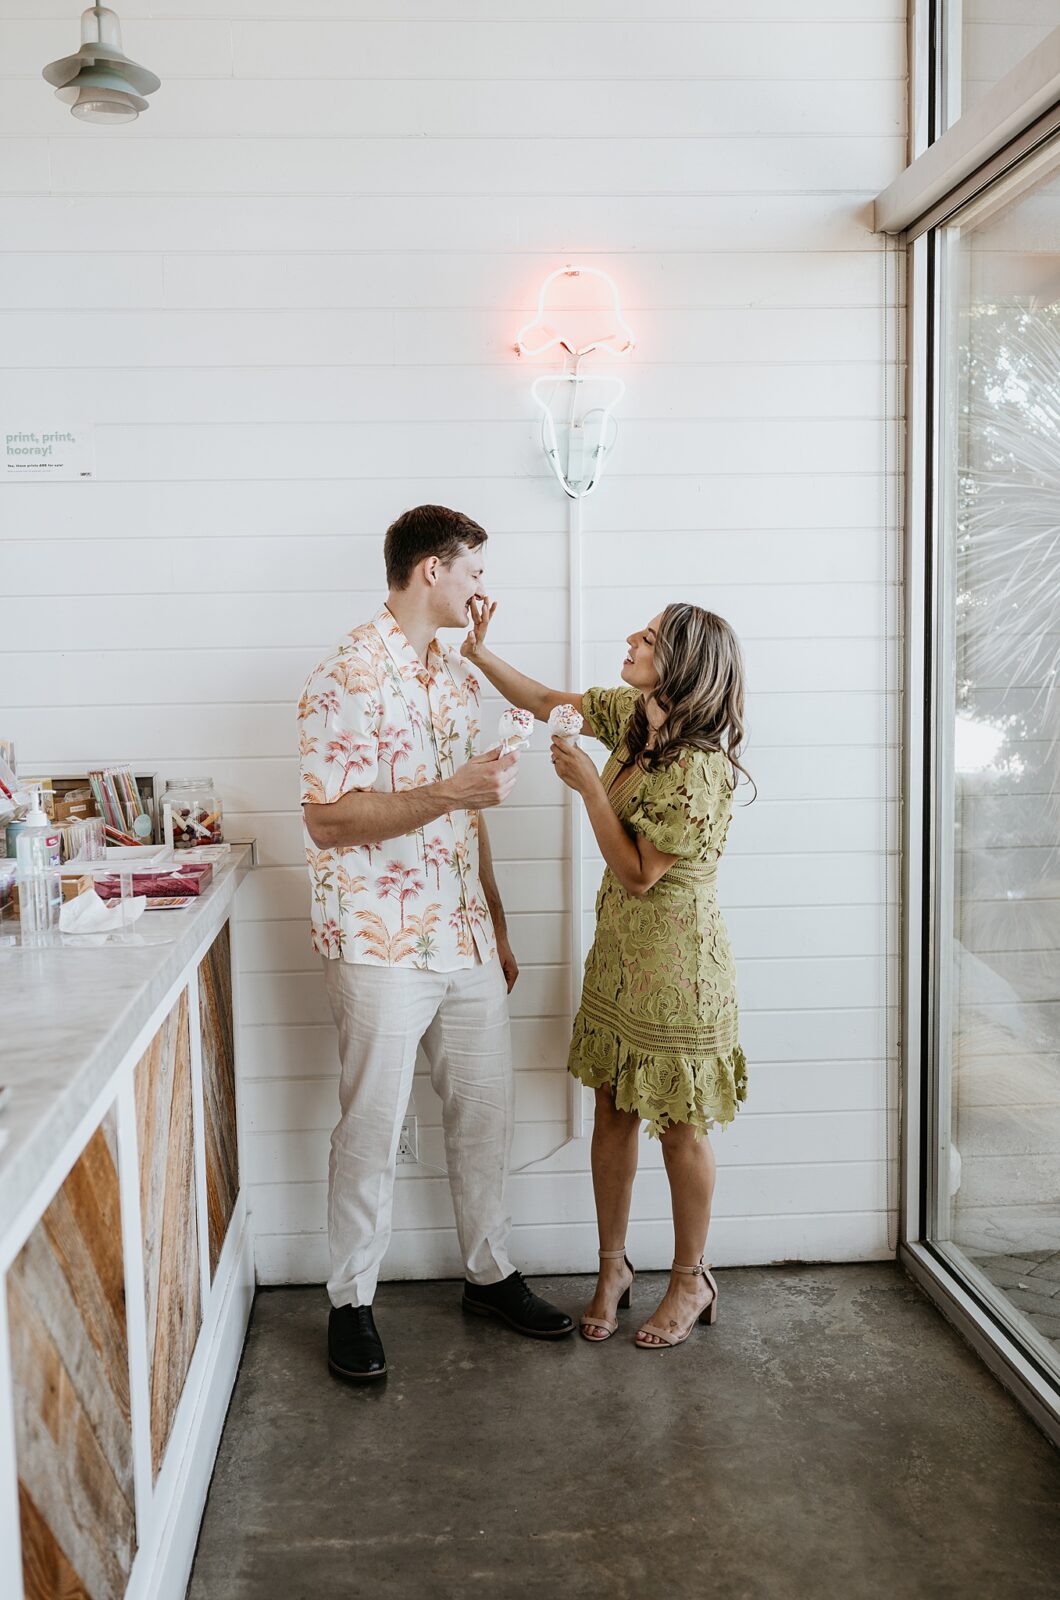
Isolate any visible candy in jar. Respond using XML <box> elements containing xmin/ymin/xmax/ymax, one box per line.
<box><xmin>497</xmin><ymin>707</ymin><xmax>534</xmax><ymax>753</ymax></box>
<box><xmin>163</xmin><ymin>777</ymin><xmax>224</xmax><ymax>849</ymax></box>
<box><xmin>547</xmin><ymin>703</ymin><xmax>584</xmax><ymax>743</ymax></box>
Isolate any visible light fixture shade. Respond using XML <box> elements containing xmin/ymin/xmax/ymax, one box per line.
<box><xmin>43</xmin><ymin>6</ymin><xmax>160</xmax><ymax>122</ymax></box>
<box><xmin>55</xmin><ymin>63</ymin><xmax>148</xmax><ymax>123</ymax></box>
<box><xmin>68</xmin><ymin>88</ymin><xmax>145</xmax><ymax>125</ymax></box>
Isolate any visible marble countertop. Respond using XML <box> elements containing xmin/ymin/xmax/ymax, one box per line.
<box><xmin>0</xmin><ymin>845</ymin><xmax>253</xmax><ymax>1259</ymax></box>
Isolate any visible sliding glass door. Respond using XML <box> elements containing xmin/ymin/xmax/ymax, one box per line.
<box><xmin>928</xmin><ymin>152</ymin><xmax>1060</xmax><ymax>1373</ymax></box>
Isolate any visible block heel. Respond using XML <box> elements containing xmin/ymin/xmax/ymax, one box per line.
<box><xmin>635</xmin><ymin>1260</ymin><xmax>718</xmax><ymax>1349</ymax></box>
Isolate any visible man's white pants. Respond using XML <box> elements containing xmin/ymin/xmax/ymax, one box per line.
<box><xmin>323</xmin><ymin>956</ymin><xmax>516</xmax><ymax>1308</ymax></box>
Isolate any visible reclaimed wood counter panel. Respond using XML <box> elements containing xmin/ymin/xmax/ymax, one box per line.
<box><xmin>7</xmin><ymin>1108</ymin><xmax>136</xmax><ymax>1600</ymax></box>
<box><xmin>198</xmin><ymin>923</ymin><xmax>239</xmax><ymax>1281</ymax></box>
<box><xmin>135</xmin><ymin>989</ymin><xmax>202</xmax><ymax>1481</ymax></box>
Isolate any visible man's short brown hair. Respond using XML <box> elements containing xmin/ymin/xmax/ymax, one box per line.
<box><xmin>384</xmin><ymin>504</ymin><xmax>488</xmax><ymax>590</ymax></box>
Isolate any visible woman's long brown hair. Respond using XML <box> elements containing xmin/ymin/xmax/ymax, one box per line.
<box><xmin>624</xmin><ymin>603</ymin><xmax>755</xmax><ymax>799</ymax></box>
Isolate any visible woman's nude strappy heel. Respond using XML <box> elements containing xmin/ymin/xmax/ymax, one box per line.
<box><xmin>579</xmin><ymin>1248</ymin><xmax>636</xmax><ymax>1342</ymax></box>
<box><xmin>635</xmin><ymin>1259</ymin><xmax>718</xmax><ymax>1350</ymax></box>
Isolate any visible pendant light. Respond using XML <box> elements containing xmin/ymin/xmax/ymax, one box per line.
<box><xmin>43</xmin><ymin>6</ymin><xmax>160</xmax><ymax>125</ymax></box>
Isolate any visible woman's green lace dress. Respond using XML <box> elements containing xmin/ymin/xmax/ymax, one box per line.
<box><xmin>568</xmin><ymin>686</ymin><xmax>748</xmax><ymax>1137</ymax></box>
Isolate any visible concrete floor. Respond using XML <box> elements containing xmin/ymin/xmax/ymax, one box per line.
<box><xmin>186</xmin><ymin>1264</ymin><xmax>1060</xmax><ymax>1600</ymax></box>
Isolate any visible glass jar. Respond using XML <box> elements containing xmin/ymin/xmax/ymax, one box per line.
<box><xmin>163</xmin><ymin>776</ymin><xmax>224</xmax><ymax>849</ymax></box>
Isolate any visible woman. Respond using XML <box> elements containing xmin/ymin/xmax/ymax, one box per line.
<box><xmin>462</xmin><ymin>598</ymin><xmax>751</xmax><ymax>1350</ymax></box>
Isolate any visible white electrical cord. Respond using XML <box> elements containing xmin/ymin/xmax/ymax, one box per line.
<box><xmin>566</xmin><ymin>493</ymin><xmax>585</xmax><ymax>1141</ymax></box>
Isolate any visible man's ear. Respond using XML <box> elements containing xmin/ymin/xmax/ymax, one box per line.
<box><xmin>421</xmin><ymin>555</ymin><xmax>440</xmax><ymax>587</ymax></box>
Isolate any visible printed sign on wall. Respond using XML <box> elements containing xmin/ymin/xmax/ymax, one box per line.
<box><xmin>4</xmin><ymin>425</ymin><xmax>95</xmax><ymax>480</ymax></box>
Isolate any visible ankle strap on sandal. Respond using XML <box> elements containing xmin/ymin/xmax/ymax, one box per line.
<box><xmin>598</xmin><ymin>1249</ymin><xmax>628</xmax><ymax>1260</ymax></box>
<box><xmin>672</xmin><ymin>1259</ymin><xmax>711</xmax><ymax>1275</ymax></box>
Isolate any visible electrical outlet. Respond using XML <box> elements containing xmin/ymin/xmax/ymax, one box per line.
<box><xmin>397</xmin><ymin>1116</ymin><xmax>419</xmax><ymax>1165</ymax></box>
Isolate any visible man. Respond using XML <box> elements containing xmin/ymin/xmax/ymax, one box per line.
<box><xmin>299</xmin><ymin>504</ymin><xmax>574</xmax><ymax>1382</ymax></box>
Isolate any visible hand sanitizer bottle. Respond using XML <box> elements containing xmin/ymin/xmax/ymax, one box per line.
<box><xmin>16</xmin><ymin>784</ymin><xmax>62</xmax><ymax>939</ymax></box>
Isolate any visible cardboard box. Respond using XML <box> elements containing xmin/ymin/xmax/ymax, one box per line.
<box><xmin>52</xmin><ymin>796</ymin><xmax>98</xmax><ymax>822</ymax></box>
<box><xmin>11</xmin><ymin>874</ymin><xmax>92</xmax><ymax>918</ymax></box>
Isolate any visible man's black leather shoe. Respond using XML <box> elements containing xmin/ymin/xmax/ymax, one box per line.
<box><xmin>462</xmin><ymin>1270</ymin><xmax>574</xmax><ymax>1339</ymax></box>
<box><xmin>328</xmin><ymin>1304</ymin><xmax>387</xmax><ymax>1382</ymax></box>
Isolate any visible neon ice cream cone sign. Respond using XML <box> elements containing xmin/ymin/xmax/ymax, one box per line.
<box><xmin>515</xmin><ymin>264</ymin><xmax>636</xmax><ymax>499</ymax></box>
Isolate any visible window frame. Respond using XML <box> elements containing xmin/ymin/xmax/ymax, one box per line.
<box><xmin>889</xmin><ymin>11</ymin><xmax>1060</xmax><ymax>1446</ymax></box>
<box><xmin>879</xmin><ymin>15</ymin><xmax>1060</xmax><ymax>236</ymax></box>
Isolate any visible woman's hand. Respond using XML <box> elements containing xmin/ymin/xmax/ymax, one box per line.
<box><xmin>461</xmin><ymin>594</ymin><xmax>496</xmax><ymax>660</ymax></box>
<box><xmin>550</xmin><ymin>736</ymin><xmax>602</xmax><ymax>797</ymax></box>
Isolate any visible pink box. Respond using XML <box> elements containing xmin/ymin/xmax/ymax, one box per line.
<box><xmin>94</xmin><ymin>863</ymin><xmax>213</xmax><ymax>901</ymax></box>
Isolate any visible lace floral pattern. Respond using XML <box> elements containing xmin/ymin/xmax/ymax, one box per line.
<box><xmin>568</xmin><ymin>686</ymin><xmax>748</xmax><ymax>1138</ymax></box>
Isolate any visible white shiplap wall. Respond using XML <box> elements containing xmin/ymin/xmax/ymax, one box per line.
<box><xmin>959</xmin><ymin>2</ymin><xmax>1058</xmax><ymax>122</ymax></box>
<box><xmin>0</xmin><ymin>2</ymin><xmax>906</xmax><ymax>1281</ymax></box>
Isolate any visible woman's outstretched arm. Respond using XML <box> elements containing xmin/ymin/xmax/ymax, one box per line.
<box><xmin>461</xmin><ymin>596</ymin><xmax>583</xmax><ymax>723</ymax></box>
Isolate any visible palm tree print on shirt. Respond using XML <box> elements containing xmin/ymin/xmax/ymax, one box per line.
<box><xmin>298</xmin><ymin>683</ymin><xmax>344</xmax><ymax>728</ymax></box>
<box><xmin>397</xmin><ymin>763</ymin><xmax>430</xmax><ymax>793</ymax></box>
<box><xmin>449</xmin><ymin>905</ymin><xmax>476</xmax><ymax>960</ymax></box>
<box><xmin>423</xmin><ymin>835</ymin><xmax>451</xmax><ymax>891</ymax></box>
<box><xmin>378</xmin><ymin>724</ymin><xmax>414</xmax><ymax>790</ymax></box>
<box><xmin>298</xmin><ymin>605</ymin><xmax>496</xmax><ymax>971</ymax></box>
<box><xmin>336</xmin><ymin>864</ymin><xmax>366</xmax><ymax>922</ymax></box>
<box><xmin>314</xmin><ymin>918</ymin><xmax>344</xmax><ymax>957</ymax></box>
<box><xmin>306</xmin><ymin>847</ymin><xmax>336</xmax><ymax>921</ymax></box>
<box><xmin>328</xmin><ymin>656</ymin><xmax>381</xmax><ymax>701</ymax></box>
<box><xmin>407</xmin><ymin>904</ymin><xmax>442</xmax><ymax>969</ymax></box>
<box><xmin>406</xmin><ymin>699</ymin><xmax>429</xmax><ymax>749</ymax></box>
<box><xmin>464</xmin><ymin>893</ymin><xmax>488</xmax><ymax>932</ymax></box>
<box><xmin>326</xmin><ymin>728</ymin><xmax>374</xmax><ymax>789</ymax></box>
<box><xmin>354</xmin><ymin>909</ymin><xmax>418</xmax><ymax>966</ymax></box>
<box><xmin>432</xmin><ymin>709</ymin><xmax>461</xmax><ymax>772</ymax></box>
<box><xmin>448</xmin><ymin>839</ymin><xmax>472</xmax><ymax>894</ymax></box>
<box><xmin>376</xmin><ymin>859</ymin><xmax>426</xmax><ymax>930</ymax></box>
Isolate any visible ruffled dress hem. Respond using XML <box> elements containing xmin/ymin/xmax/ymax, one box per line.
<box><xmin>568</xmin><ymin>1012</ymin><xmax>748</xmax><ymax>1140</ymax></box>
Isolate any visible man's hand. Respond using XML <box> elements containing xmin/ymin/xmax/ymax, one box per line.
<box><xmin>497</xmin><ymin>933</ymin><xmax>519</xmax><ymax>993</ymax></box>
<box><xmin>446</xmin><ymin>747</ymin><xmax>519</xmax><ymax>810</ymax></box>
